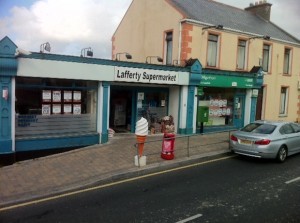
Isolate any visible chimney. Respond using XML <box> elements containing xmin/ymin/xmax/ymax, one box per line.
<box><xmin>245</xmin><ymin>1</ymin><xmax>272</xmax><ymax>21</ymax></box>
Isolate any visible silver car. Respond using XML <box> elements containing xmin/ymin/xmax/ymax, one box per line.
<box><xmin>229</xmin><ymin>120</ymin><xmax>300</xmax><ymax>162</ymax></box>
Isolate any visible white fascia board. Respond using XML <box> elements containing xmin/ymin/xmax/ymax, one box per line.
<box><xmin>17</xmin><ymin>58</ymin><xmax>114</xmax><ymax>81</ymax></box>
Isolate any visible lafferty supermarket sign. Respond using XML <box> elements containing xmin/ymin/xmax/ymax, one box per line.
<box><xmin>114</xmin><ymin>67</ymin><xmax>179</xmax><ymax>84</ymax></box>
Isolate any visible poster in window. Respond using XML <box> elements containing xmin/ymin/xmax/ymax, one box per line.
<box><xmin>137</xmin><ymin>92</ymin><xmax>144</xmax><ymax>100</ymax></box>
<box><xmin>52</xmin><ymin>90</ymin><xmax>61</xmax><ymax>102</ymax></box>
<box><xmin>52</xmin><ymin>104</ymin><xmax>61</xmax><ymax>114</ymax></box>
<box><xmin>64</xmin><ymin>104</ymin><xmax>72</xmax><ymax>114</ymax></box>
<box><xmin>226</xmin><ymin>107</ymin><xmax>231</xmax><ymax>116</ymax></box>
<box><xmin>42</xmin><ymin>90</ymin><xmax>51</xmax><ymax>102</ymax></box>
<box><xmin>42</xmin><ymin>104</ymin><xmax>51</xmax><ymax>115</ymax></box>
<box><xmin>137</xmin><ymin>101</ymin><xmax>142</xmax><ymax>108</ymax></box>
<box><xmin>73</xmin><ymin>91</ymin><xmax>81</xmax><ymax>102</ymax></box>
<box><xmin>64</xmin><ymin>91</ymin><xmax>72</xmax><ymax>102</ymax></box>
<box><xmin>73</xmin><ymin>104</ymin><xmax>81</xmax><ymax>115</ymax></box>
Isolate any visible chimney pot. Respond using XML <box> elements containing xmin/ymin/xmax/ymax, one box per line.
<box><xmin>245</xmin><ymin>1</ymin><xmax>272</xmax><ymax>21</ymax></box>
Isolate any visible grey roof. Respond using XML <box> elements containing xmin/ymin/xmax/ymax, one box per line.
<box><xmin>170</xmin><ymin>0</ymin><xmax>300</xmax><ymax>44</ymax></box>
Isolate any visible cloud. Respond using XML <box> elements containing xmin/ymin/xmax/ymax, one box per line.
<box><xmin>0</xmin><ymin>0</ymin><xmax>132</xmax><ymax>58</ymax></box>
<box><xmin>271</xmin><ymin>0</ymin><xmax>300</xmax><ymax>39</ymax></box>
<box><xmin>1</xmin><ymin>0</ymin><xmax>299</xmax><ymax>59</ymax></box>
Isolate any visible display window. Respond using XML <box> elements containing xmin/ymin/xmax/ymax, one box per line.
<box><xmin>16</xmin><ymin>77</ymin><xmax>97</xmax><ymax>115</ymax></box>
<box><xmin>199</xmin><ymin>87</ymin><xmax>234</xmax><ymax>126</ymax></box>
<box><xmin>137</xmin><ymin>91</ymin><xmax>168</xmax><ymax>134</ymax></box>
<box><xmin>15</xmin><ymin>77</ymin><xmax>98</xmax><ymax>138</ymax></box>
<box><xmin>109</xmin><ymin>87</ymin><xmax>168</xmax><ymax>134</ymax></box>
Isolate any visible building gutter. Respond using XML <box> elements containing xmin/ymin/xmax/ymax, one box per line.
<box><xmin>180</xmin><ymin>18</ymin><xmax>300</xmax><ymax>47</ymax></box>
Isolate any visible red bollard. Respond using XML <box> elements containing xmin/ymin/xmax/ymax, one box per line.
<box><xmin>161</xmin><ymin>133</ymin><xmax>175</xmax><ymax>160</ymax></box>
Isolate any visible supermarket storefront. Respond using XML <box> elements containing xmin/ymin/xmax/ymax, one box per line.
<box><xmin>0</xmin><ymin>37</ymin><xmax>201</xmax><ymax>157</ymax></box>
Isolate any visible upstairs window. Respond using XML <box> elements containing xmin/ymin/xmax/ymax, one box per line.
<box><xmin>283</xmin><ymin>48</ymin><xmax>291</xmax><ymax>74</ymax></box>
<box><xmin>237</xmin><ymin>39</ymin><xmax>247</xmax><ymax>70</ymax></box>
<box><xmin>207</xmin><ymin>34</ymin><xmax>219</xmax><ymax>67</ymax></box>
<box><xmin>165</xmin><ymin>32</ymin><xmax>173</xmax><ymax>65</ymax></box>
<box><xmin>279</xmin><ymin>87</ymin><xmax>288</xmax><ymax>115</ymax></box>
<box><xmin>262</xmin><ymin>44</ymin><xmax>271</xmax><ymax>72</ymax></box>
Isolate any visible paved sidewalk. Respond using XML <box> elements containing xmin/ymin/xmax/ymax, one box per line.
<box><xmin>0</xmin><ymin>131</ymin><xmax>231</xmax><ymax>208</ymax></box>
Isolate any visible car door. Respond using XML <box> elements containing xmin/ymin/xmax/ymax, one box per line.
<box><xmin>280</xmin><ymin>124</ymin><xmax>299</xmax><ymax>154</ymax></box>
<box><xmin>291</xmin><ymin>123</ymin><xmax>300</xmax><ymax>152</ymax></box>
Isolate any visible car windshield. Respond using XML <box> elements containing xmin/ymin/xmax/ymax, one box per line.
<box><xmin>241</xmin><ymin>123</ymin><xmax>276</xmax><ymax>134</ymax></box>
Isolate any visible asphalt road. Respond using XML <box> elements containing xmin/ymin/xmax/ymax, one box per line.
<box><xmin>1</xmin><ymin>154</ymin><xmax>300</xmax><ymax>223</ymax></box>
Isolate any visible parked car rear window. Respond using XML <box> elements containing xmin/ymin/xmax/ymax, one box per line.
<box><xmin>241</xmin><ymin>123</ymin><xmax>276</xmax><ymax>134</ymax></box>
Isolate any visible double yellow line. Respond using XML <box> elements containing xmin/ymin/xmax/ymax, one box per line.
<box><xmin>0</xmin><ymin>156</ymin><xmax>233</xmax><ymax>212</ymax></box>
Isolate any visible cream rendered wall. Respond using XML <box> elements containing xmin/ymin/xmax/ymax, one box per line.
<box><xmin>188</xmin><ymin>27</ymin><xmax>300</xmax><ymax>122</ymax></box>
<box><xmin>189</xmin><ymin>28</ymin><xmax>260</xmax><ymax>71</ymax></box>
<box><xmin>113</xmin><ymin>0</ymin><xmax>183</xmax><ymax>64</ymax></box>
<box><xmin>262</xmin><ymin>42</ymin><xmax>300</xmax><ymax>122</ymax></box>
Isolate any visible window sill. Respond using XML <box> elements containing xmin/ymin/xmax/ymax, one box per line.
<box><xmin>278</xmin><ymin>114</ymin><xmax>288</xmax><ymax>118</ymax></box>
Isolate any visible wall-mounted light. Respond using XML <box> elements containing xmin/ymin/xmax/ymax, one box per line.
<box><xmin>81</xmin><ymin>47</ymin><xmax>93</xmax><ymax>57</ymax></box>
<box><xmin>115</xmin><ymin>52</ymin><xmax>132</xmax><ymax>61</ymax></box>
<box><xmin>40</xmin><ymin>42</ymin><xmax>51</xmax><ymax>53</ymax></box>
<box><xmin>249</xmin><ymin>35</ymin><xmax>271</xmax><ymax>40</ymax></box>
<box><xmin>202</xmin><ymin>24</ymin><xmax>223</xmax><ymax>31</ymax></box>
<box><xmin>146</xmin><ymin>56</ymin><xmax>163</xmax><ymax>64</ymax></box>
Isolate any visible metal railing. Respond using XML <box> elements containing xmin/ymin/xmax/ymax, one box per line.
<box><xmin>134</xmin><ymin>130</ymin><xmax>234</xmax><ymax>167</ymax></box>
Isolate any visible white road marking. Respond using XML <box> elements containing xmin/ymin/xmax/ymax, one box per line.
<box><xmin>176</xmin><ymin>214</ymin><xmax>203</xmax><ymax>223</ymax></box>
<box><xmin>285</xmin><ymin>177</ymin><xmax>300</xmax><ymax>184</ymax></box>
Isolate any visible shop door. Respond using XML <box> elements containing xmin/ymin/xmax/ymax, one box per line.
<box><xmin>233</xmin><ymin>95</ymin><xmax>245</xmax><ymax>128</ymax></box>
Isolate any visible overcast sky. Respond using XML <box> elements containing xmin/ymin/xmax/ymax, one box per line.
<box><xmin>1</xmin><ymin>0</ymin><xmax>299</xmax><ymax>59</ymax></box>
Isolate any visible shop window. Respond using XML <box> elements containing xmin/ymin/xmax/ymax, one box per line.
<box><xmin>283</xmin><ymin>48</ymin><xmax>292</xmax><ymax>74</ymax></box>
<box><xmin>15</xmin><ymin>77</ymin><xmax>98</xmax><ymax>138</ymax></box>
<box><xmin>237</xmin><ymin>39</ymin><xmax>247</xmax><ymax>70</ymax></box>
<box><xmin>137</xmin><ymin>91</ymin><xmax>168</xmax><ymax>134</ymax></box>
<box><xmin>262</xmin><ymin>44</ymin><xmax>271</xmax><ymax>72</ymax></box>
<box><xmin>199</xmin><ymin>88</ymin><xmax>234</xmax><ymax>126</ymax></box>
<box><xmin>207</xmin><ymin>34</ymin><xmax>219</xmax><ymax>67</ymax></box>
<box><xmin>165</xmin><ymin>31</ymin><xmax>173</xmax><ymax>65</ymax></box>
<box><xmin>279</xmin><ymin>87</ymin><xmax>288</xmax><ymax>115</ymax></box>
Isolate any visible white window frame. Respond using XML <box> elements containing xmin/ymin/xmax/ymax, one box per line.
<box><xmin>279</xmin><ymin>87</ymin><xmax>288</xmax><ymax>116</ymax></box>
<box><xmin>262</xmin><ymin>44</ymin><xmax>271</xmax><ymax>72</ymax></box>
<box><xmin>283</xmin><ymin>48</ymin><xmax>292</xmax><ymax>75</ymax></box>
<box><xmin>165</xmin><ymin>31</ymin><xmax>173</xmax><ymax>66</ymax></box>
<box><xmin>207</xmin><ymin>34</ymin><xmax>219</xmax><ymax>67</ymax></box>
<box><xmin>237</xmin><ymin>39</ymin><xmax>248</xmax><ymax>70</ymax></box>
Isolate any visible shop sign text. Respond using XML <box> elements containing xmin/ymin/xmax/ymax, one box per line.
<box><xmin>201</xmin><ymin>74</ymin><xmax>253</xmax><ymax>88</ymax></box>
<box><xmin>115</xmin><ymin>67</ymin><xmax>179</xmax><ymax>84</ymax></box>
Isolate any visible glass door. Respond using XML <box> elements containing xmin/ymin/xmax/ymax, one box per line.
<box><xmin>233</xmin><ymin>94</ymin><xmax>245</xmax><ymax>128</ymax></box>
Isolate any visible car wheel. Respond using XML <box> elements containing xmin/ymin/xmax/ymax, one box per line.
<box><xmin>277</xmin><ymin>146</ymin><xmax>287</xmax><ymax>163</ymax></box>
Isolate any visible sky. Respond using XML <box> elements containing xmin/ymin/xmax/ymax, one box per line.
<box><xmin>0</xmin><ymin>0</ymin><xmax>299</xmax><ymax>59</ymax></box>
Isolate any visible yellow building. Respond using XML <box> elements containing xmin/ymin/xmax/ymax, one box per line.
<box><xmin>113</xmin><ymin>0</ymin><xmax>300</xmax><ymax>124</ymax></box>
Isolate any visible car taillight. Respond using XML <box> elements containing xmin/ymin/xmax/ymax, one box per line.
<box><xmin>254</xmin><ymin>139</ymin><xmax>271</xmax><ymax>145</ymax></box>
<box><xmin>230</xmin><ymin>135</ymin><xmax>238</xmax><ymax>142</ymax></box>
